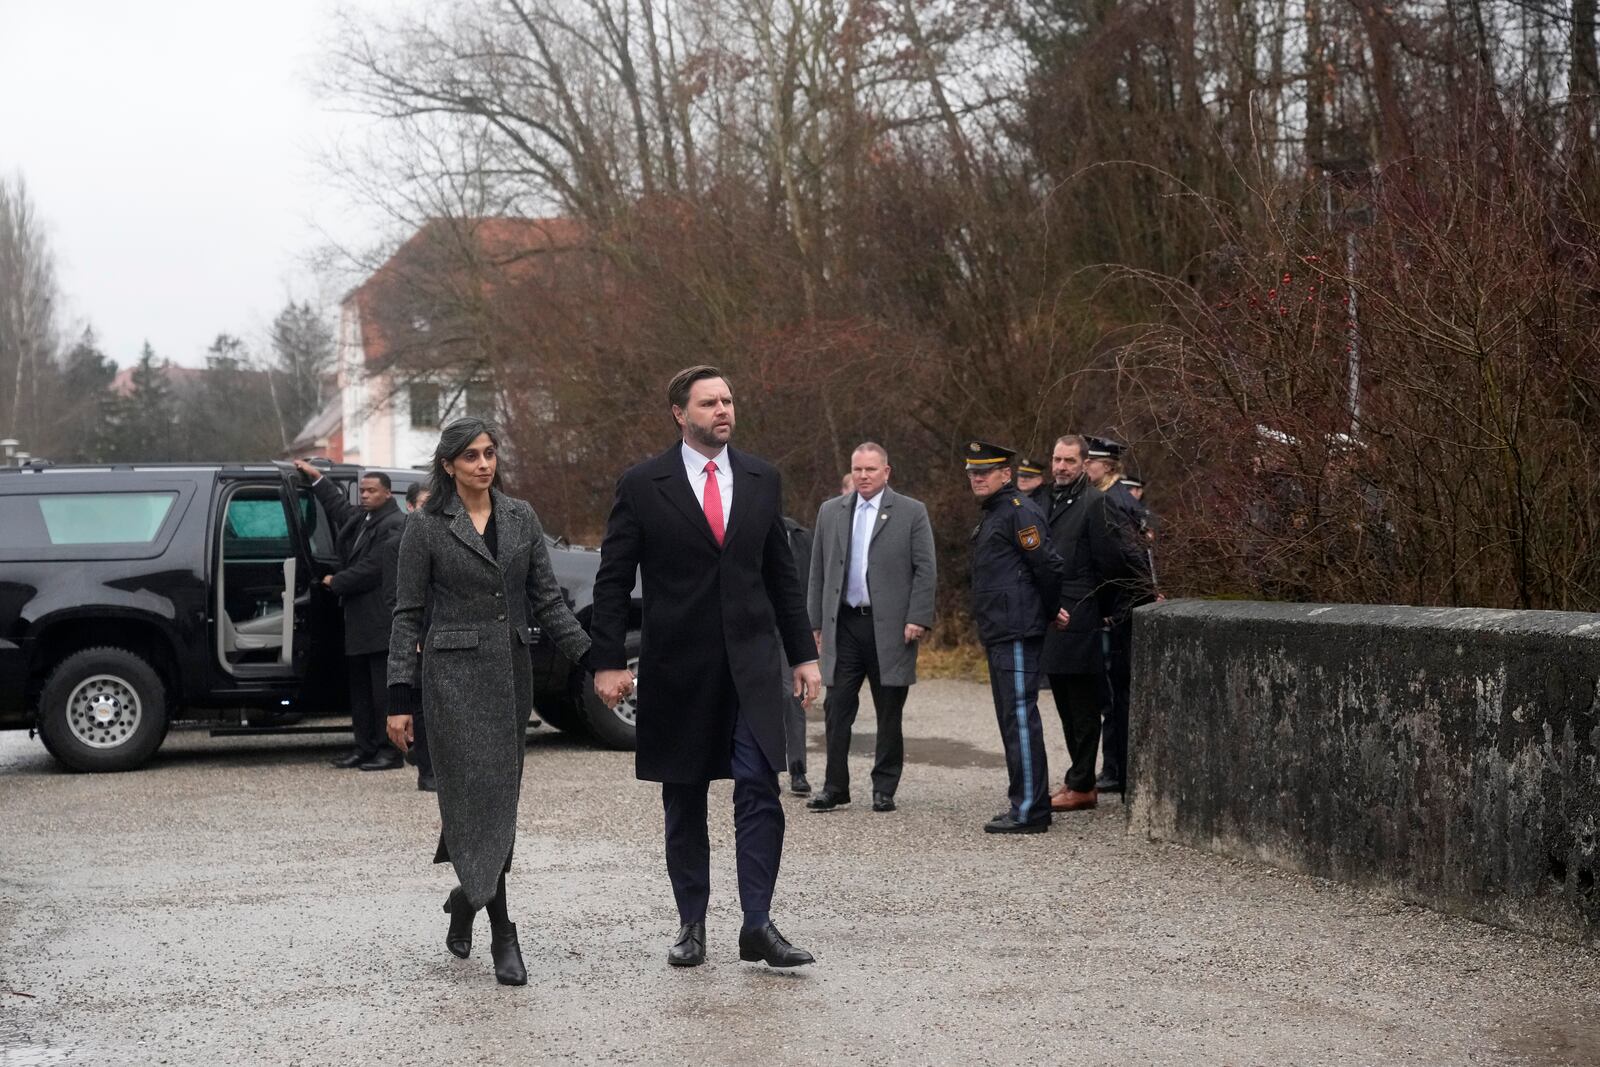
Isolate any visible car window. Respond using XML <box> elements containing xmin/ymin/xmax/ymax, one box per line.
<box><xmin>4</xmin><ymin>492</ymin><xmax>177</xmax><ymax>546</ymax></box>
<box><xmin>223</xmin><ymin>494</ymin><xmax>293</xmax><ymax>561</ymax></box>
<box><xmin>296</xmin><ymin>489</ymin><xmax>336</xmax><ymax>560</ymax></box>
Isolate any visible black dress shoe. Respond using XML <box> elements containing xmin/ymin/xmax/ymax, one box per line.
<box><xmin>490</xmin><ymin>923</ymin><xmax>527</xmax><ymax>986</ymax></box>
<box><xmin>789</xmin><ymin>771</ymin><xmax>812</xmax><ymax>796</ymax></box>
<box><xmin>359</xmin><ymin>752</ymin><xmax>404</xmax><ymax>771</ymax></box>
<box><xmin>984</xmin><ymin>811</ymin><xmax>1050</xmax><ymax>834</ymax></box>
<box><xmin>417</xmin><ymin>772</ymin><xmax>437</xmax><ymax>792</ymax></box>
<box><xmin>667</xmin><ymin>921</ymin><xmax>705</xmax><ymax>967</ymax></box>
<box><xmin>443</xmin><ymin>887</ymin><xmax>475</xmax><ymax>958</ymax></box>
<box><xmin>805</xmin><ymin>789</ymin><xmax>850</xmax><ymax>812</ymax></box>
<box><xmin>738</xmin><ymin>922</ymin><xmax>814</xmax><ymax>968</ymax></box>
<box><xmin>1095</xmin><ymin>775</ymin><xmax>1125</xmax><ymax>794</ymax></box>
<box><xmin>330</xmin><ymin>752</ymin><xmax>366</xmax><ymax>769</ymax></box>
<box><xmin>871</xmin><ymin>791</ymin><xmax>896</xmax><ymax>812</ymax></box>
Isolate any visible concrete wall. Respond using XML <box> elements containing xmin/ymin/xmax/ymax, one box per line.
<box><xmin>1129</xmin><ymin>600</ymin><xmax>1600</xmax><ymax>945</ymax></box>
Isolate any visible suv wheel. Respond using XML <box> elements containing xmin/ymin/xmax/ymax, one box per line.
<box><xmin>38</xmin><ymin>647</ymin><xmax>170</xmax><ymax>772</ymax></box>
<box><xmin>581</xmin><ymin>631</ymin><xmax>640</xmax><ymax>750</ymax></box>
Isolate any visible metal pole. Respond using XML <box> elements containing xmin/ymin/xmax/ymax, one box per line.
<box><xmin>1346</xmin><ymin>227</ymin><xmax>1360</xmax><ymax>434</ymax></box>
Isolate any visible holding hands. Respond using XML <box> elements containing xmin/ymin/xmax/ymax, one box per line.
<box><xmin>594</xmin><ymin>668</ymin><xmax>635</xmax><ymax>710</ymax></box>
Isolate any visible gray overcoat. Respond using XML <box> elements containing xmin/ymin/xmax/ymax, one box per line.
<box><xmin>388</xmin><ymin>489</ymin><xmax>590</xmax><ymax>909</ymax></box>
<box><xmin>807</xmin><ymin>486</ymin><xmax>937</xmax><ymax>687</ymax></box>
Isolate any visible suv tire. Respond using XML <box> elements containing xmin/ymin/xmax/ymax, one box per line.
<box><xmin>581</xmin><ymin>631</ymin><xmax>640</xmax><ymax>750</ymax></box>
<box><xmin>38</xmin><ymin>647</ymin><xmax>170</xmax><ymax>772</ymax></box>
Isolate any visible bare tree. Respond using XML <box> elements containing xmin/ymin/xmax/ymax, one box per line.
<box><xmin>0</xmin><ymin>175</ymin><xmax>60</xmax><ymax>447</ymax></box>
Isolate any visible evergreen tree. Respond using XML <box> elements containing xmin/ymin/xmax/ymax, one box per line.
<box><xmin>182</xmin><ymin>333</ymin><xmax>282</xmax><ymax>460</ymax></box>
<box><xmin>104</xmin><ymin>342</ymin><xmax>177</xmax><ymax>461</ymax></box>
<box><xmin>36</xmin><ymin>326</ymin><xmax>118</xmax><ymax>461</ymax></box>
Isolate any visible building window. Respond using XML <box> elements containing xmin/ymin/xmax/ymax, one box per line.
<box><xmin>410</xmin><ymin>383</ymin><xmax>440</xmax><ymax>429</ymax></box>
<box><xmin>465</xmin><ymin>381</ymin><xmax>496</xmax><ymax>418</ymax></box>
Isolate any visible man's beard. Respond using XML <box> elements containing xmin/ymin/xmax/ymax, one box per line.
<box><xmin>686</xmin><ymin>419</ymin><xmax>729</xmax><ymax>447</ymax></box>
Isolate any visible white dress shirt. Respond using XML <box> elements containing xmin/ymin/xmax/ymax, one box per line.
<box><xmin>681</xmin><ymin>441</ymin><xmax>733</xmax><ymax>531</ymax></box>
<box><xmin>845</xmin><ymin>491</ymin><xmax>880</xmax><ymax>607</ymax></box>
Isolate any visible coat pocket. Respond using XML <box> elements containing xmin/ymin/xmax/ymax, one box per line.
<box><xmin>430</xmin><ymin>629</ymin><xmax>481</xmax><ymax>651</ymax></box>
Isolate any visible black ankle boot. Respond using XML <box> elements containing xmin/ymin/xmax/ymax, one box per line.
<box><xmin>490</xmin><ymin>923</ymin><xmax>527</xmax><ymax>986</ymax></box>
<box><xmin>443</xmin><ymin>887</ymin><xmax>476</xmax><ymax>959</ymax></box>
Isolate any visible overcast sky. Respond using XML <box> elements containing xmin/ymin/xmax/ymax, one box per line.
<box><xmin>0</xmin><ymin>0</ymin><xmax>390</xmax><ymax>368</ymax></box>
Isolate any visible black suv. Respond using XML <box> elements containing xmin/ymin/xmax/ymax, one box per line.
<box><xmin>0</xmin><ymin>461</ymin><xmax>640</xmax><ymax>772</ymax></box>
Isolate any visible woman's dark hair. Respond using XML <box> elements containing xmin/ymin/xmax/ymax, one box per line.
<box><xmin>424</xmin><ymin>416</ymin><xmax>504</xmax><ymax>514</ymax></box>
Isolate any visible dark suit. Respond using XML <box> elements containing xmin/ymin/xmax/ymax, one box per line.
<box><xmin>591</xmin><ymin>444</ymin><xmax>814</xmax><ymax>926</ymax></box>
<box><xmin>780</xmin><ymin>518</ymin><xmax>814</xmax><ymax>775</ymax></box>
<box><xmin>312</xmin><ymin>477</ymin><xmax>403</xmax><ymax>759</ymax></box>
<box><xmin>1040</xmin><ymin>477</ymin><xmax>1122</xmax><ymax>792</ymax></box>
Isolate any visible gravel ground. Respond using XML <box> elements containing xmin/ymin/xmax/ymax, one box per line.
<box><xmin>2</xmin><ymin>678</ymin><xmax>1598</xmax><ymax>1067</ymax></box>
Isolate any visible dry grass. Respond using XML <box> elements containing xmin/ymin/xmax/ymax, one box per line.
<box><xmin>916</xmin><ymin>615</ymin><xmax>990</xmax><ymax>683</ymax></box>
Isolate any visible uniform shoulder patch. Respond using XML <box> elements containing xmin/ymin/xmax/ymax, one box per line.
<box><xmin>1018</xmin><ymin>525</ymin><xmax>1041</xmax><ymax>551</ymax></box>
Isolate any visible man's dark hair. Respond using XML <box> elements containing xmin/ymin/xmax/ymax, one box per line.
<box><xmin>667</xmin><ymin>365</ymin><xmax>730</xmax><ymax>411</ymax></box>
<box><xmin>404</xmin><ymin>481</ymin><xmax>424</xmax><ymax>506</ymax></box>
<box><xmin>361</xmin><ymin>470</ymin><xmax>392</xmax><ymax>490</ymax></box>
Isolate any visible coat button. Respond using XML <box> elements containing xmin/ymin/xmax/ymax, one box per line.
<box><xmin>497</xmin><ymin>613</ymin><xmax>507</xmax><ymax>621</ymax></box>
<box><xmin>494</xmin><ymin>591</ymin><xmax>503</xmax><ymax>598</ymax></box>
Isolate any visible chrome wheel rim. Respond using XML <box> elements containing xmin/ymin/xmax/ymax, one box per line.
<box><xmin>65</xmin><ymin>674</ymin><xmax>142</xmax><ymax>749</ymax></box>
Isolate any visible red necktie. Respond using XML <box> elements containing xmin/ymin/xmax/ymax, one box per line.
<box><xmin>702</xmin><ymin>460</ymin><xmax>725</xmax><ymax>546</ymax></box>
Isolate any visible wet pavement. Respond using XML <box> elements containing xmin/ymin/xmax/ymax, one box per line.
<box><xmin>3</xmin><ymin>678</ymin><xmax>1598</xmax><ymax>1066</ymax></box>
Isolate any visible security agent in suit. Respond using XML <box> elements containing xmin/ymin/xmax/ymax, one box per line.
<box><xmin>1040</xmin><ymin>435</ymin><xmax>1125</xmax><ymax>812</ymax></box>
<box><xmin>780</xmin><ymin>516</ymin><xmax>814</xmax><ymax>795</ymax></box>
<box><xmin>806</xmin><ymin>442</ymin><xmax>937</xmax><ymax>814</ymax></box>
<box><xmin>591</xmin><ymin>366</ymin><xmax>822</xmax><ymax>970</ymax></box>
<box><xmin>965</xmin><ymin>441</ymin><xmax>1071</xmax><ymax>834</ymax></box>
<box><xmin>1082</xmin><ymin>436</ymin><xmax>1158</xmax><ymax>793</ymax></box>
<box><xmin>293</xmin><ymin>460</ymin><xmax>405</xmax><ymax>771</ymax></box>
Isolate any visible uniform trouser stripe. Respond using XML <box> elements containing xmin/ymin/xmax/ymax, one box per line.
<box><xmin>1012</xmin><ymin>640</ymin><xmax>1035</xmax><ymax>822</ymax></box>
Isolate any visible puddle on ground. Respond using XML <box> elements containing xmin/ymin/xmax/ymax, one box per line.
<box><xmin>1489</xmin><ymin>1009</ymin><xmax>1600</xmax><ymax>1066</ymax></box>
<box><xmin>848</xmin><ymin>732</ymin><xmax>1006</xmax><ymax>770</ymax></box>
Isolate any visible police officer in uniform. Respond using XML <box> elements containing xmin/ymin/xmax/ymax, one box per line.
<box><xmin>1015</xmin><ymin>456</ymin><xmax>1047</xmax><ymax>505</ymax></box>
<box><xmin>1082</xmin><ymin>436</ymin><xmax>1157</xmax><ymax>794</ymax></box>
<box><xmin>964</xmin><ymin>441</ymin><xmax>1070</xmax><ymax>834</ymax></box>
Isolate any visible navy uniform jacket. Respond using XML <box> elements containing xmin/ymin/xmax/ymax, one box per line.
<box><xmin>1101</xmin><ymin>479</ymin><xmax>1157</xmax><ymax>623</ymax></box>
<box><xmin>969</xmin><ymin>487</ymin><xmax>1068</xmax><ymax>646</ymax></box>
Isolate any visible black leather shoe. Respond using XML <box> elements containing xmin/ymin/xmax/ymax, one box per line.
<box><xmin>443</xmin><ymin>888</ymin><xmax>475</xmax><ymax>958</ymax></box>
<box><xmin>984</xmin><ymin>811</ymin><xmax>1050</xmax><ymax>834</ymax></box>
<box><xmin>667</xmin><ymin>921</ymin><xmax>705</xmax><ymax>967</ymax></box>
<box><xmin>805</xmin><ymin>789</ymin><xmax>850</xmax><ymax>812</ymax></box>
<box><xmin>490</xmin><ymin>923</ymin><xmax>527</xmax><ymax>986</ymax></box>
<box><xmin>329</xmin><ymin>752</ymin><xmax>366</xmax><ymax>769</ymax></box>
<box><xmin>417</xmin><ymin>772</ymin><xmax>437</xmax><ymax>792</ymax></box>
<box><xmin>359</xmin><ymin>752</ymin><xmax>404</xmax><ymax>771</ymax></box>
<box><xmin>789</xmin><ymin>771</ymin><xmax>812</xmax><ymax>796</ymax></box>
<box><xmin>1095</xmin><ymin>775</ymin><xmax>1125</xmax><ymax>794</ymax></box>
<box><xmin>872</xmin><ymin>791</ymin><xmax>896</xmax><ymax>812</ymax></box>
<box><xmin>738</xmin><ymin>922</ymin><xmax>814</xmax><ymax>968</ymax></box>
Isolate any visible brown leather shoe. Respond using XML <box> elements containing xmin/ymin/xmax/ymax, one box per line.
<box><xmin>1051</xmin><ymin>788</ymin><xmax>1098</xmax><ymax>812</ymax></box>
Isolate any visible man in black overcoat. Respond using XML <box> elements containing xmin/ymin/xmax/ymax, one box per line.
<box><xmin>590</xmin><ymin>366</ymin><xmax>822</xmax><ymax>969</ymax></box>
<box><xmin>1039</xmin><ymin>435</ymin><xmax>1129</xmax><ymax>812</ymax></box>
<box><xmin>293</xmin><ymin>461</ymin><xmax>405</xmax><ymax>771</ymax></box>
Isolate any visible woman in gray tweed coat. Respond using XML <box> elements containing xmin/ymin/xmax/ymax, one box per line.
<box><xmin>385</xmin><ymin>417</ymin><xmax>590</xmax><ymax>986</ymax></box>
